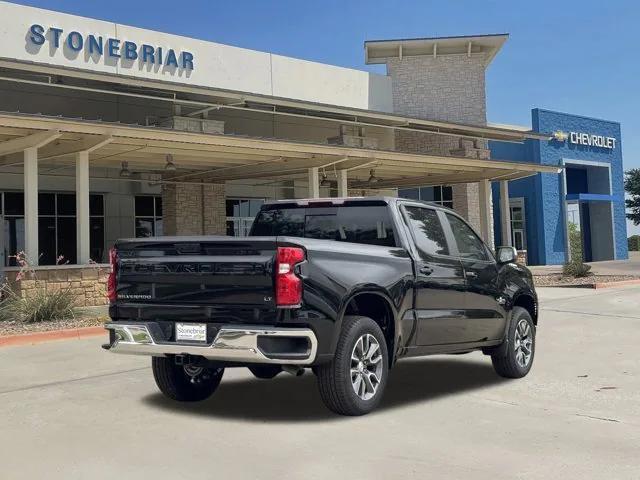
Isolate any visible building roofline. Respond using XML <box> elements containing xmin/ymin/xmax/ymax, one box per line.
<box><xmin>533</xmin><ymin>108</ymin><xmax>621</xmax><ymax>127</ymax></box>
<box><xmin>365</xmin><ymin>33</ymin><xmax>509</xmax><ymax>66</ymax></box>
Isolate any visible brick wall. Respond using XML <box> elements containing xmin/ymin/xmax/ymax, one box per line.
<box><xmin>162</xmin><ymin>182</ymin><xmax>226</xmax><ymax>236</ymax></box>
<box><xmin>386</xmin><ymin>53</ymin><xmax>490</xmax><ymax>231</ymax></box>
<box><xmin>6</xmin><ymin>266</ymin><xmax>109</xmax><ymax>307</ymax></box>
<box><xmin>203</xmin><ymin>184</ymin><xmax>227</xmax><ymax>235</ymax></box>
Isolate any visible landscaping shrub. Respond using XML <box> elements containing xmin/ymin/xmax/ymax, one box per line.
<box><xmin>0</xmin><ymin>284</ymin><xmax>79</xmax><ymax>323</ymax></box>
<box><xmin>0</xmin><ymin>251</ymin><xmax>79</xmax><ymax>323</ymax></box>
<box><xmin>567</xmin><ymin>222</ymin><xmax>583</xmax><ymax>262</ymax></box>
<box><xmin>562</xmin><ymin>261</ymin><xmax>592</xmax><ymax>278</ymax></box>
<box><xmin>628</xmin><ymin>235</ymin><xmax>640</xmax><ymax>252</ymax></box>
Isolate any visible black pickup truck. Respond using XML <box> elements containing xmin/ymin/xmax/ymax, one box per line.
<box><xmin>104</xmin><ymin>197</ymin><xmax>537</xmax><ymax>415</ymax></box>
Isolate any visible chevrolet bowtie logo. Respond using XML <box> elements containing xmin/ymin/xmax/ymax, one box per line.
<box><xmin>552</xmin><ymin>130</ymin><xmax>568</xmax><ymax>142</ymax></box>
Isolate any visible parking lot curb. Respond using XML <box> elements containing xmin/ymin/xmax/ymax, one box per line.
<box><xmin>592</xmin><ymin>279</ymin><xmax>640</xmax><ymax>289</ymax></box>
<box><xmin>0</xmin><ymin>326</ymin><xmax>105</xmax><ymax>348</ymax></box>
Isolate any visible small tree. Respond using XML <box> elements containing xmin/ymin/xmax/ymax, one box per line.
<box><xmin>567</xmin><ymin>222</ymin><xmax>583</xmax><ymax>262</ymax></box>
<box><xmin>625</xmin><ymin>169</ymin><xmax>640</xmax><ymax>225</ymax></box>
<box><xmin>563</xmin><ymin>221</ymin><xmax>591</xmax><ymax>278</ymax></box>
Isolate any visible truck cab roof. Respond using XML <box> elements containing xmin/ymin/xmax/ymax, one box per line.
<box><xmin>261</xmin><ymin>196</ymin><xmax>455</xmax><ymax>212</ymax></box>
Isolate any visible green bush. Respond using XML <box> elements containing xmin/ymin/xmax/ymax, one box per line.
<box><xmin>562</xmin><ymin>261</ymin><xmax>592</xmax><ymax>278</ymax></box>
<box><xmin>567</xmin><ymin>222</ymin><xmax>583</xmax><ymax>262</ymax></box>
<box><xmin>628</xmin><ymin>235</ymin><xmax>640</xmax><ymax>252</ymax></box>
<box><xmin>0</xmin><ymin>285</ymin><xmax>78</xmax><ymax>323</ymax></box>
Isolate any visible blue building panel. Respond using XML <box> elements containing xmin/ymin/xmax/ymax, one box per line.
<box><xmin>490</xmin><ymin>108</ymin><xmax>627</xmax><ymax>265</ymax></box>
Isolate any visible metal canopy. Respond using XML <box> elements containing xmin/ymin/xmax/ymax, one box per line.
<box><xmin>0</xmin><ymin>60</ymin><xmax>549</xmax><ymax>144</ymax></box>
<box><xmin>0</xmin><ymin>112</ymin><xmax>560</xmax><ymax>188</ymax></box>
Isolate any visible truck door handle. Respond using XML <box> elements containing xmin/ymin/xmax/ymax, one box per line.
<box><xmin>465</xmin><ymin>271</ymin><xmax>478</xmax><ymax>279</ymax></box>
<box><xmin>419</xmin><ymin>265</ymin><xmax>434</xmax><ymax>275</ymax></box>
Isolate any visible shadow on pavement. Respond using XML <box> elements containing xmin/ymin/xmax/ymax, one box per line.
<box><xmin>142</xmin><ymin>357</ymin><xmax>508</xmax><ymax>423</ymax></box>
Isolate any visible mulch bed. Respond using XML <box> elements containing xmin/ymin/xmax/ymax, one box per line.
<box><xmin>534</xmin><ymin>274</ymin><xmax>640</xmax><ymax>288</ymax></box>
<box><xmin>0</xmin><ymin>316</ymin><xmax>107</xmax><ymax>337</ymax></box>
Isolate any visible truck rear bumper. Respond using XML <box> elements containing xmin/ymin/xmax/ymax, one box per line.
<box><xmin>104</xmin><ymin>322</ymin><xmax>318</xmax><ymax>365</ymax></box>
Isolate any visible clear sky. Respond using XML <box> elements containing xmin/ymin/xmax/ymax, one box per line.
<box><xmin>12</xmin><ymin>0</ymin><xmax>640</xmax><ymax>232</ymax></box>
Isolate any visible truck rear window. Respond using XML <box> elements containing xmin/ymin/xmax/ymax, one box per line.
<box><xmin>250</xmin><ymin>205</ymin><xmax>396</xmax><ymax>247</ymax></box>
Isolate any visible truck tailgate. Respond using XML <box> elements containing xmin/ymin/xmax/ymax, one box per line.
<box><xmin>112</xmin><ymin>236</ymin><xmax>278</xmax><ymax>323</ymax></box>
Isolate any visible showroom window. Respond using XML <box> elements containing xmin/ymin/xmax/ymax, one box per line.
<box><xmin>135</xmin><ymin>196</ymin><xmax>163</xmax><ymax>238</ymax></box>
<box><xmin>398</xmin><ymin>186</ymin><xmax>453</xmax><ymax>208</ymax></box>
<box><xmin>509</xmin><ymin>198</ymin><xmax>527</xmax><ymax>251</ymax></box>
<box><xmin>1</xmin><ymin>192</ymin><xmax>104</xmax><ymax>266</ymax></box>
<box><xmin>226</xmin><ymin>198</ymin><xmax>264</xmax><ymax>236</ymax></box>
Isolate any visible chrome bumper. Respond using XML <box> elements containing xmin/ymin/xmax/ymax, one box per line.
<box><xmin>104</xmin><ymin>323</ymin><xmax>318</xmax><ymax>365</ymax></box>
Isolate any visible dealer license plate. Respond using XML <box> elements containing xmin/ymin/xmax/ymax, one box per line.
<box><xmin>175</xmin><ymin>323</ymin><xmax>207</xmax><ymax>342</ymax></box>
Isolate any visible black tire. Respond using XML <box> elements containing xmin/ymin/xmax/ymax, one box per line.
<box><xmin>248</xmin><ymin>365</ymin><xmax>282</xmax><ymax>379</ymax></box>
<box><xmin>316</xmin><ymin>315</ymin><xmax>389</xmax><ymax>416</ymax></box>
<box><xmin>152</xmin><ymin>357</ymin><xmax>224</xmax><ymax>402</ymax></box>
<box><xmin>492</xmin><ymin>306</ymin><xmax>536</xmax><ymax>378</ymax></box>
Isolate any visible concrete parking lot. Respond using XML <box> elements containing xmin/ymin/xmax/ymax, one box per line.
<box><xmin>1</xmin><ymin>287</ymin><xmax>639</xmax><ymax>479</ymax></box>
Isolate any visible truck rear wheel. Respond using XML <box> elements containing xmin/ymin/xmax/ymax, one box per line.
<box><xmin>152</xmin><ymin>357</ymin><xmax>224</xmax><ymax>402</ymax></box>
<box><xmin>491</xmin><ymin>306</ymin><xmax>536</xmax><ymax>378</ymax></box>
<box><xmin>316</xmin><ymin>315</ymin><xmax>389</xmax><ymax>416</ymax></box>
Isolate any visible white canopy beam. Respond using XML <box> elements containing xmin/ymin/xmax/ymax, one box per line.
<box><xmin>39</xmin><ymin>135</ymin><xmax>113</xmax><ymax>160</ymax></box>
<box><xmin>0</xmin><ymin>130</ymin><xmax>61</xmax><ymax>156</ymax></box>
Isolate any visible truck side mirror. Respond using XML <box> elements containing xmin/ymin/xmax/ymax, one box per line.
<box><xmin>496</xmin><ymin>246</ymin><xmax>517</xmax><ymax>264</ymax></box>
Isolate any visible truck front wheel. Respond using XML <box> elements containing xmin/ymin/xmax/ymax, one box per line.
<box><xmin>152</xmin><ymin>357</ymin><xmax>224</xmax><ymax>402</ymax></box>
<box><xmin>316</xmin><ymin>315</ymin><xmax>389</xmax><ymax>416</ymax></box>
<box><xmin>491</xmin><ymin>306</ymin><xmax>536</xmax><ymax>378</ymax></box>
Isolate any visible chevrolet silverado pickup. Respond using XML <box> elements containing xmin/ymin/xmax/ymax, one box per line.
<box><xmin>103</xmin><ymin>197</ymin><xmax>538</xmax><ymax>416</ymax></box>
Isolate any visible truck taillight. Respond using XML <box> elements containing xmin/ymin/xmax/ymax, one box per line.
<box><xmin>107</xmin><ymin>247</ymin><xmax>118</xmax><ymax>302</ymax></box>
<box><xmin>275</xmin><ymin>246</ymin><xmax>305</xmax><ymax>307</ymax></box>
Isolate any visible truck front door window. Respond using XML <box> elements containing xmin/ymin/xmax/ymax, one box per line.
<box><xmin>445</xmin><ymin>214</ymin><xmax>490</xmax><ymax>261</ymax></box>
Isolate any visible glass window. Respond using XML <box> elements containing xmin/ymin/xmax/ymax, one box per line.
<box><xmin>4</xmin><ymin>217</ymin><xmax>24</xmax><ymax>266</ymax></box>
<box><xmin>403</xmin><ymin>206</ymin><xmax>449</xmax><ymax>257</ymax></box>
<box><xmin>135</xmin><ymin>196</ymin><xmax>155</xmax><ymax>217</ymax></box>
<box><xmin>135</xmin><ymin>196</ymin><xmax>162</xmax><ymax>238</ymax></box>
<box><xmin>445</xmin><ymin>213</ymin><xmax>490</xmax><ymax>261</ymax></box>
<box><xmin>398</xmin><ymin>185</ymin><xmax>453</xmax><ymax>208</ymax></box>
<box><xmin>57</xmin><ymin>217</ymin><xmax>77</xmax><ymax>264</ymax></box>
<box><xmin>135</xmin><ymin>218</ymin><xmax>154</xmax><ymax>238</ymax></box>
<box><xmin>250</xmin><ymin>205</ymin><xmax>396</xmax><ymax>247</ymax></box>
<box><xmin>2</xmin><ymin>192</ymin><xmax>105</xmax><ymax>265</ymax></box>
<box><xmin>90</xmin><ymin>194</ymin><xmax>104</xmax><ymax>216</ymax></box>
<box><xmin>154</xmin><ymin>197</ymin><xmax>162</xmax><ymax>217</ymax></box>
<box><xmin>38</xmin><ymin>193</ymin><xmax>55</xmax><ymax>215</ymax></box>
<box><xmin>57</xmin><ymin>194</ymin><xmax>76</xmax><ymax>215</ymax></box>
<box><xmin>251</xmin><ymin>209</ymin><xmax>306</xmax><ymax>237</ymax></box>
<box><xmin>90</xmin><ymin>217</ymin><xmax>105</xmax><ymax>262</ymax></box>
<box><xmin>38</xmin><ymin>217</ymin><xmax>56</xmax><ymax>265</ymax></box>
<box><xmin>4</xmin><ymin>192</ymin><xmax>24</xmax><ymax>216</ymax></box>
<box><xmin>226</xmin><ymin>198</ymin><xmax>265</xmax><ymax>237</ymax></box>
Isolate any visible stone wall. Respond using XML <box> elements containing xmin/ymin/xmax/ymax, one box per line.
<box><xmin>385</xmin><ymin>53</ymin><xmax>490</xmax><ymax>231</ymax></box>
<box><xmin>5</xmin><ymin>265</ymin><xmax>109</xmax><ymax>307</ymax></box>
<box><xmin>162</xmin><ymin>182</ymin><xmax>226</xmax><ymax>236</ymax></box>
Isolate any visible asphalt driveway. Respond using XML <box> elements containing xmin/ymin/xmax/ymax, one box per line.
<box><xmin>1</xmin><ymin>287</ymin><xmax>639</xmax><ymax>479</ymax></box>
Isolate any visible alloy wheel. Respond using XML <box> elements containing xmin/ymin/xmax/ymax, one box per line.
<box><xmin>514</xmin><ymin>318</ymin><xmax>533</xmax><ymax>368</ymax></box>
<box><xmin>350</xmin><ymin>333</ymin><xmax>383</xmax><ymax>400</ymax></box>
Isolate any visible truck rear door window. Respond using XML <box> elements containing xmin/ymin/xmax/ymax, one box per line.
<box><xmin>403</xmin><ymin>206</ymin><xmax>449</xmax><ymax>257</ymax></box>
<box><xmin>251</xmin><ymin>206</ymin><xmax>396</xmax><ymax>247</ymax></box>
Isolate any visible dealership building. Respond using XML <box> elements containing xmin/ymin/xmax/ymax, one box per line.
<box><xmin>0</xmin><ymin>2</ymin><xmax>626</xmax><ymax>305</ymax></box>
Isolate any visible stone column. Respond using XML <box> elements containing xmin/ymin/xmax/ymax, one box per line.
<box><xmin>162</xmin><ymin>182</ymin><xmax>226</xmax><ymax>236</ymax></box>
<box><xmin>203</xmin><ymin>183</ymin><xmax>226</xmax><ymax>235</ymax></box>
<box><xmin>337</xmin><ymin>170</ymin><xmax>348</xmax><ymax>197</ymax></box>
<box><xmin>384</xmin><ymin>53</ymin><xmax>490</xmax><ymax>231</ymax></box>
